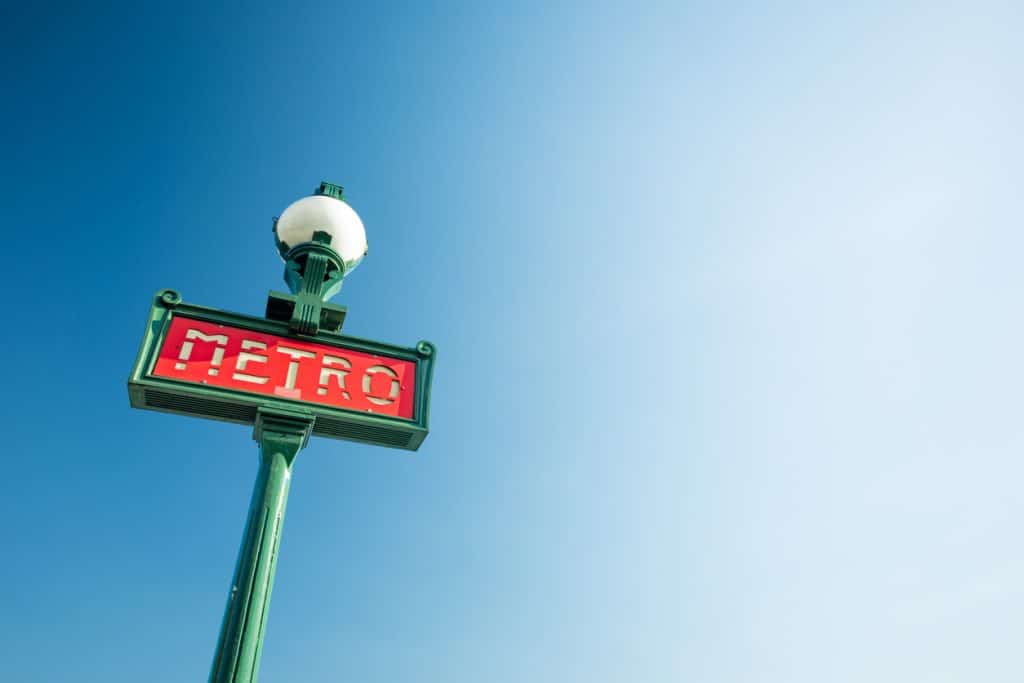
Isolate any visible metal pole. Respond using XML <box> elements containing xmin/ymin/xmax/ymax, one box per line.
<box><xmin>209</xmin><ymin>408</ymin><xmax>314</xmax><ymax>683</ymax></box>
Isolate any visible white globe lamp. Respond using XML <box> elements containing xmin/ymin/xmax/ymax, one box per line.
<box><xmin>267</xmin><ymin>181</ymin><xmax>367</xmax><ymax>334</ymax></box>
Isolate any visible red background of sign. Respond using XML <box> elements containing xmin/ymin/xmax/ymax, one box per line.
<box><xmin>152</xmin><ymin>316</ymin><xmax>417</xmax><ymax>419</ymax></box>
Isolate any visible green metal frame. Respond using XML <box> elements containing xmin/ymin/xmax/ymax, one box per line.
<box><xmin>127</xmin><ymin>289</ymin><xmax>435</xmax><ymax>451</ymax></box>
<box><xmin>266</xmin><ymin>235</ymin><xmax>349</xmax><ymax>335</ymax></box>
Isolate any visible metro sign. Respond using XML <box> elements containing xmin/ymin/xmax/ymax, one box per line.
<box><xmin>154</xmin><ymin>317</ymin><xmax>417</xmax><ymax>418</ymax></box>
<box><xmin>129</xmin><ymin>290</ymin><xmax>435</xmax><ymax>450</ymax></box>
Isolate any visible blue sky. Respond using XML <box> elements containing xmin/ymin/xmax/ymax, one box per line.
<box><xmin>2</xmin><ymin>1</ymin><xmax>1022</xmax><ymax>681</ymax></box>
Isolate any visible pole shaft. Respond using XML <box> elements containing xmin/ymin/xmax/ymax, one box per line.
<box><xmin>210</xmin><ymin>410</ymin><xmax>312</xmax><ymax>683</ymax></box>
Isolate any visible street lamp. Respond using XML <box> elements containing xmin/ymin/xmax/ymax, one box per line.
<box><xmin>127</xmin><ymin>180</ymin><xmax>436</xmax><ymax>683</ymax></box>
<box><xmin>266</xmin><ymin>181</ymin><xmax>368</xmax><ymax>335</ymax></box>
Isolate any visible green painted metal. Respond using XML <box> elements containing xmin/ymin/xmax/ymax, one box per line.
<box><xmin>209</xmin><ymin>407</ymin><xmax>314</xmax><ymax>683</ymax></box>
<box><xmin>314</xmin><ymin>180</ymin><xmax>345</xmax><ymax>201</ymax></box>
<box><xmin>267</xmin><ymin>235</ymin><xmax>347</xmax><ymax>335</ymax></box>
<box><xmin>127</xmin><ymin>289</ymin><xmax>435</xmax><ymax>451</ymax></box>
<box><xmin>268</xmin><ymin>181</ymin><xmax>356</xmax><ymax>334</ymax></box>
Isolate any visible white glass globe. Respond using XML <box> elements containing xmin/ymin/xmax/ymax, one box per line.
<box><xmin>275</xmin><ymin>195</ymin><xmax>368</xmax><ymax>272</ymax></box>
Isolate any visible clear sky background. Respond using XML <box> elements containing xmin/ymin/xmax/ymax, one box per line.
<box><xmin>2</xmin><ymin>1</ymin><xmax>1022</xmax><ymax>681</ymax></box>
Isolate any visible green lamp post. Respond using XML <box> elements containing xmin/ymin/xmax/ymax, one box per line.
<box><xmin>127</xmin><ymin>181</ymin><xmax>435</xmax><ymax>683</ymax></box>
<box><xmin>209</xmin><ymin>181</ymin><xmax>370</xmax><ymax>682</ymax></box>
<box><xmin>126</xmin><ymin>180</ymin><xmax>436</xmax><ymax>683</ymax></box>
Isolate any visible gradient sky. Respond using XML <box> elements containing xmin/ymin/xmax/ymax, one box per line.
<box><xmin>2</xmin><ymin>1</ymin><xmax>1022</xmax><ymax>681</ymax></box>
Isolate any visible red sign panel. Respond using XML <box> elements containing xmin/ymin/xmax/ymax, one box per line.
<box><xmin>152</xmin><ymin>316</ymin><xmax>417</xmax><ymax>419</ymax></box>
